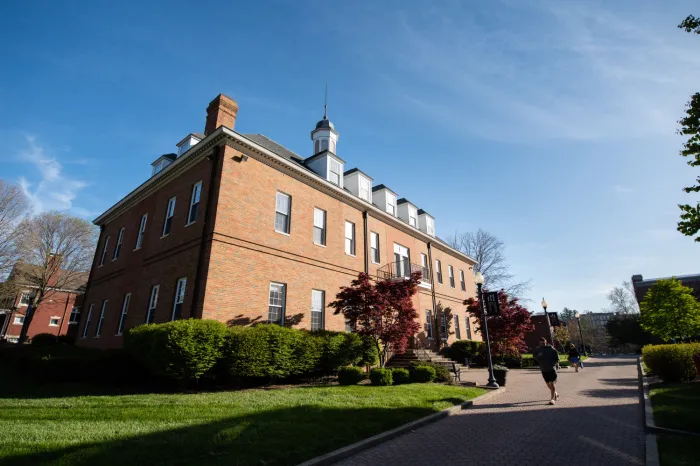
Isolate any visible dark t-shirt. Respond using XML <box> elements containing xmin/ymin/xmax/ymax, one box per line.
<box><xmin>533</xmin><ymin>345</ymin><xmax>559</xmax><ymax>371</ymax></box>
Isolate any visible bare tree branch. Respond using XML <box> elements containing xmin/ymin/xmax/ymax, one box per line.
<box><xmin>0</xmin><ymin>179</ymin><xmax>30</xmax><ymax>276</ymax></box>
<box><xmin>605</xmin><ymin>281</ymin><xmax>639</xmax><ymax>314</ymax></box>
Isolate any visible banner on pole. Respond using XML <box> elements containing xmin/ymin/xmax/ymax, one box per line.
<box><xmin>485</xmin><ymin>292</ymin><xmax>500</xmax><ymax>316</ymax></box>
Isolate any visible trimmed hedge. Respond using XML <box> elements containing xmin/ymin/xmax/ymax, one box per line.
<box><xmin>408</xmin><ymin>361</ymin><xmax>450</xmax><ymax>383</ymax></box>
<box><xmin>411</xmin><ymin>365</ymin><xmax>436</xmax><ymax>383</ymax></box>
<box><xmin>370</xmin><ymin>368</ymin><xmax>393</xmax><ymax>386</ymax></box>
<box><xmin>338</xmin><ymin>366</ymin><xmax>365</xmax><ymax>385</ymax></box>
<box><xmin>391</xmin><ymin>367</ymin><xmax>410</xmax><ymax>385</ymax></box>
<box><xmin>126</xmin><ymin>319</ymin><xmax>228</xmax><ymax>384</ymax></box>
<box><xmin>448</xmin><ymin>340</ymin><xmax>485</xmax><ymax>364</ymax></box>
<box><xmin>642</xmin><ymin>343</ymin><xmax>700</xmax><ymax>383</ymax></box>
<box><xmin>30</xmin><ymin>333</ymin><xmax>58</xmax><ymax>346</ymax></box>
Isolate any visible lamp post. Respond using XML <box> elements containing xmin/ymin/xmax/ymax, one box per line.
<box><xmin>575</xmin><ymin>311</ymin><xmax>586</xmax><ymax>355</ymax></box>
<box><xmin>475</xmin><ymin>272</ymin><xmax>498</xmax><ymax>388</ymax></box>
<box><xmin>541</xmin><ymin>298</ymin><xmax>555</xmax><ymax>347</ymax></box>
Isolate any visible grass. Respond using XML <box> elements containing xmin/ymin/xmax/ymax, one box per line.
<box><xmin>521</xmin><ymin>353</ymin><xmax>588</xmax><ymax>362</ymax></box>
<box><xmin>657</xmin><ymin>436</ymin><xmax>699</xmax><ymax>466</ymax></box>
<box><xmin>0</xmin><ymin>378</ymin><xmax>485</xmax><ymax>466</ymax></box>
<box><xmin>649</xmin><ymin>382</ymin><xmax>700</xmax><ymax>433</ymax></box>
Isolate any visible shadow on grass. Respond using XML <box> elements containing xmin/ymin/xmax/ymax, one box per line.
<box><xmin>0</xmin><ymin>405</ymin><xmax>438</xmax><ymax>466</ymax></box>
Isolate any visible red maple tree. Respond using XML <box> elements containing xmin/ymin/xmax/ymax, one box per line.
<box><xmin>464</xmin><ymin>290</ymin><xmax>534</xmax><ymax>358</ymax></box>
<box><xmin>330</xmin><ymin>272</ymin><xmax>421</xmax><ymax>367</ymax></box>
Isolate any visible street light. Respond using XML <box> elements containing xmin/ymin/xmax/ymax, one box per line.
<box><xmin>541</xmin><ymin>297</ymin><xmax>555</xmax><ymax>348</ymax></box>
<box><xmin>475</xmin><ymin>272</ymin><xmax>498</xmax><ymax>388</ymax></box>
<box><xmin>575</xmin><ymin>311</ymin><xmax>586</xmax><ymax>355</ymax></box>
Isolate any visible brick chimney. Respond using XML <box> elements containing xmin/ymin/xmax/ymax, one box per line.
<box><xmin>204</xmin><ymin>94</ymin><xmax>239</xmax><ymax>136</ymax></box>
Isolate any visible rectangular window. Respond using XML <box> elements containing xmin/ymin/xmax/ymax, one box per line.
<box><xmin>387</xmin><ymin>194</ymin><xmax>396</xmax><ymax>216</ymax></box>
<box><xmin>370</xmin><ymin>232</ymin><xmax>380</xmax><ymax>263</ymax></box>
<box><xmin>268</xmin><ymin>282</ymin><xmax>286</xmax><ymax>324</ymax></box>
<box><xmin>82</xmin><ymin>305</ymin><xmax>93</xmax><ymax>339</ymax></box>
<box><xmin>329</xmin><ymin>159</ymin><xmax>341</xmax><ymax>185</ymax></box>
<box><xmin>13</xmin><ymin>316</ymin><xmax>24</xmax><ymax>325</ymax></box>
<box><xmin>436</xmin><ymin>260</ymin><xmax>443</xmax><ymax>284</ymax></box>
<box><xmin>345</xmin><ymin>318</ymin><xmax>355</xmax><ymax>333</ymax></box>
<box><xmin>359</xmin><ymin>176</ymin><xmax>371</xmax><ymax>201</ymax></box>
<box><xmin>311</xmin><ymin>290</ymin><xmax>324</xmax><ymax>331</ymax></box>
<box><xmin>465</xmin><ymin>316</ymin><xmax>472</xmax><ymax>340</ymax></box>
<box><xmin>135</xmin><ymin>214</ymin><xmax>147</xmax><ymax>250</ymax></box>
<box><xmin>117</xmin><ymin>293</ymin><xmax>131</xmax><ymax>335</ymax></box>
<box><xmin>69</xmin><ymin>307</ymin><xmax>80</xmax><ymax>324</ymax></box>
<box><xmin>99</xmin><ymin>236</ymin><xmax>110</xmax><ymax>266</ymax></box>
<box><xmin>409</xmin><ymin>208</ymin><xmax>417</xmax><ymax>227</ymax></box>
<box><xmin>426</xmin><ymin>310</ymin><xmax>433</xmax><ymax>339</ymax></box>
<box><xmin>274</xmin><ymin>192</ymin><xmax>291</xmax><ymax>234</ymax></box>
<box><xmin>420</xmin><ymin>254</ymin><xmax>428</xmax><ymax>281</ymax></box>
<box><xmin>113</xmin><ymin>227</ymin><xmax>125</xmax><ymax>260</ymax></box>
<box><xmin>440</xmin><ymin>312</ymin><xmax>448</xmax><ymax>341</ymax></box>
<box><xmin>19</xmin><ymin>292</ymin><xmax>31</xmax><ymax>306</ymax></box>
<box><xmin>460</xmin><ymin>270</ymin><xmax>466</xmax><ymax>291</ymax></box>
<box><xmin>146</xmin><ymin>285</ymin><xmax>159</xmax><ymax>324</ymax></box>
<box><xmin>95</xmin><ymin>300</ymin><xmax>107</xmax><ymax>337</ymax></box>
<box><xmin>449</xmin><ymin>265</ymin><xmax>455</xmax><ymax>288</ymax></box>
<box><xmin>426</xmin><ymin>217</ymin><xmax>435</xmax><ymax>236</ymax></box>
<box><xmin>345</xmin><ymin>221</ymin><xmax>355</xmax><ymax>255</ymax></box>
<box><xmin>187</xmin><ymin>181</ymin><xmax>202</xmax><ymax>224</ymax></box>
<box><xmin>49</xmin><ymin>317</ymin><xmax>60</xmax><ymax>327</ymax></box>
<box><xmin>454</xmin><ymin>315</ymin><xmax>461</xmax><ymax>340</ymax></box>
<box><xmin>313</xmin><ymin>208</ymin><xmax>326</xmax><ymax>245</ymax></box>
<box><xmin>162</xmin><ymin>197</ymin><xmax>176</xmax><ymax>237</ymax></box>
<box><xmin>171</xmin><ymin>278</ymin><xmax>186</xmax><ymax>321</ymax></box>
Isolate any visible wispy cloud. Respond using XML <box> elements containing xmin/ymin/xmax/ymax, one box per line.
<box><xmin>17</xmin><ymin>135</ymin><xmax>89</xmax><ymax>213</ymax></box>
<box><xmin>614</xmin><ymin>185</ymin><xmax>633</xmax><ymax>193</ymax></box>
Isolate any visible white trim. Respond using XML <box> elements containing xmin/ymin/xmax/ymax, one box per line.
<box><xmin>49</xmin><ymin>317</ymin><xmax>60</xmax><ymax>327</ymax></box>
<box><xmin>146</xmin><ymin>284</ymin><xmax>159</xmax><ymax>324</ymax></box>
<box><xmin>162</xmin><ymin>197</ymin><xmax>176</xmax><ymax>237</ymax></box>
<box><xmin>135</xmin><ymin>213</ymin><xmax>147</xmax><ymax>250</ymax></box>
<box><xmin>171</xmin><ymin>277</ymin><xmax>187</xmax><ymax>321</ymax></box>
<box><xmin>82</xmin><ymin>304</ymin><xmax>93</xmax><ymax>339</ymax></box>
<box><xmin>113</xmin><ymin>227</ymin><xmax>125</xmax><ymax>260</ymax></box>
<box><xmin>116</xmin><ymin>292</ymin><xmax>131</xmax><ymax>335</ymax></box>
<box><xmin>187</xmin><ymin>180</ymin><xmax>203</xmax><ymax>225</ymax></box>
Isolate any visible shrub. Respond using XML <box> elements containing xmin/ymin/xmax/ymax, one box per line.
<box><xmin>493</xmin><ymin>364</ymin><xmax>509</xmax><ymax>372</ymax></box>
<box><xmin>317</xmin><ymin>331</ymin><xmax>364</xmax><ymax>375</ymax></box>
<box><xmin>448</xmin><ymin>340</ymin><xmax>485</xmax><ymax>364</ymax></box>
<box><xmin>391</xmin><ymin>367</ymin><xmax>410</xmax><ymax>385</ymax></box>
<box><xmin>30</xmin><ymin>333</ymin><xmax>58</xmax><ymax>346</ymax></box>
<box><xmin>223</xmin><ymin>324</ymin><xmax>322</xmax><ymax>381</ymax></box>
<box><xmin>337</xmin><ymin>366</ymin><xmax>365</xmax><ymax>385</ymax></box>
<box><xmin>369</xmin><ymin>367</ymin><xmax>393</xmax><ymax>386</ymax></box>
<box><xmin>408</xmin><ymin>361</ymin><xmax>450</xmax><ymax>383</ymax></box>
<box><xmin>642</xmin><ymin>343</ymin><xmax>700</xmax><ymax>382</ymax></box>
<box><xmin>410</xmin><ymin>365</ymin><xmax>436</xmax><ymax>383</ymax></box>
<box><xmin>126</xmin><ymin>319</ymin><xmax>228</xmax><ymax>384</ymax></box>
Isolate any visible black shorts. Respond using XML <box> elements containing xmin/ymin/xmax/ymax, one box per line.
<box><xmin>541</xmin><ymin>370</ymin><xmax>557</xmax><ymax>383</ymax></box>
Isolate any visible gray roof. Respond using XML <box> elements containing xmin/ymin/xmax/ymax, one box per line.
<box><xmin>634</xmin><ymin>273</ymin><xmax>700</xmax><ymax>286</ymax></box>
<box><xmin>343</xmin><ymin>168</ymin><xmax>373</xmax><ymax>179</ymax></box>
<box><xmin>397</xmin><ymin>198</ymin><xmax>416</xmax><ymax>206</ymax></box>
<box><xmin>304</xmin><ymin>149</ymin><xmax>346</xmax><ymax>164</ymax></box>
<box><xmin>315</xmin><ymin>117</ymin><xmax>335</xmax><ymax>130</ymax></box>
<box><xmin>243</xmin><ymin>134</ymin><xmax>305</xmax><ymax>163</ymax></box>
<box><xmin>417</xmin><ymin>209</ymin><xmax>432</xmax><ymax>217</ymax></box>
<box><xmin>372</xmin><ymin>184</ymin><xmax>396</xmax><ymax>194</ymax></box>
<box><xmin>151</xmin><ymin>153</ymin><xmax>177</xmax><ymax>166</ymax></box>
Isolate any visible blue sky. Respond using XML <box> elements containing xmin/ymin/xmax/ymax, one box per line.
<box><xmin>1</xmin><ymin>0</ymin><xmax>699</xmax><ymax>313</ymax></box>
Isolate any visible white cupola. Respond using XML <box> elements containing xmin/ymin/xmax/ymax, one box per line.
<box><xmin>310</xmin><ymin>107</ymin><xmax>338</xmax><ymax>155</ymax></box>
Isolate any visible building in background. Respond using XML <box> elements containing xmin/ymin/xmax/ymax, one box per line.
<box><xmin>77</xmin><ymin>93</ymin><xmax>479</xmax><ymax>350</ymax></box>
<box><xmin>566</xmin><ymin>311</ymin><xmax>614</xmax><ymax>354</ymax></box>
<box><xmin>525</xmin><ymin>312</ymin><xmax>563</xmax><ymax>352</ymax></box>
<box><xmin>632</xmin><ymin>273</ymin><xmax>700</xmax><ymax>303</ymax></box>
<box><xmin>0</xmin><ymin>262</ymin><xmax>87</xmax><ymax>343</ymax></box>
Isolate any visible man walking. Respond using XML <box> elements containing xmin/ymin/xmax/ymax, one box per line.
<box><xmin>533</xmin><ymin>337</ymin><xmax>560</xmax><ymax>405</ymax></box>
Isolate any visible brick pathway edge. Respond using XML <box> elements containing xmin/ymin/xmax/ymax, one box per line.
<box><xmin>296</xmin><ymin>387</ymin><xmax>506</xmax><ymax>466</ymax></box>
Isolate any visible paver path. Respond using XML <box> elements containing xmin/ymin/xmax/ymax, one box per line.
<box><xmin>337</xmin><ymin>355</ymin><xmax>644</xmax><ymax>466</ymax></box>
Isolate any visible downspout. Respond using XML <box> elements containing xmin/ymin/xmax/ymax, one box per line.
<box><xmin>190</xmin><ymin>145</ymin><xmax>223</xmax><ymax>319</ymax></box>
<box><xmin>77</xmin><ymin>224</ymin><xmax>104</xmax><ymax>339</ymax></box>
<box><xmin>362</xmin><ymin>211</ymin><xmax>369</xmax><ymax>274</ymax></box>
<box><xmin>59</xmin><ymin>293</ymin><xmax>71</xmax><ymax>336</ymax></box>
<box><xmin>427</xmin><ymin>242</ymin><xmax>439</xmax><ymax>344</ymax></box>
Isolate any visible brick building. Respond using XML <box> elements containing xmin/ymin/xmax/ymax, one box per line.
<box><xmin>0</xmin><ymin>262</ymin><xmax>86</xmax><ymax>343</ymax></box>
<box><xmin>632</xmin><ymin>273</ymin><xmax>700</xmax><ymax>303</ymax></box>
<box><xmin>76</xmin><ymin>94</ymin><xmax>479</xmax><ymax>349</ymax></box>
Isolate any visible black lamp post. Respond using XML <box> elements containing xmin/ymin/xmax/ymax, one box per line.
<box><xmin>475</xmin><ymin>272</ymin><xmax>498</xmax><ymax>388</ymax></box>
<box><xmin>541</xmin><ymin>297</ymin><xmax>555</xmax><ymax>347</ymax></box>
<box><xmin>575</xmin><ymin>311</ymin><xmax>586</xmax><ymax>355</ymax></box>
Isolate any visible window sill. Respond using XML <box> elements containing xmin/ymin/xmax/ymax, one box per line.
<box><xmin>313</xmin><ymin>242</ymin><xmax>326</xmax><ymax>248</ymax></box>
<box><xmin>48</xmin><ymin>324</ymin><xmax>59</xmax><ymax>327</ymax></box>
<box><xmin>275</xmin><ymin>230</ymin><xmax>291</xmax><ymax>237</ymax></box>
<box><xmin>345</xmin><ymin>253</ymin><xmax>356</xmax><ymax>257</ymax></box>
<box><xmin>184</xmin><ymin>221</ymin><xmax>196</xmax><ymax>228</ymax></box>
<box><xmin>115</xmin><ymin>333</ymin><xmax>123</xmax><ymax>337</ymax></box>
<box><xmin>133</xmin><ymin>247</ymin><xmax>141</xmax><ymax>252</ymax></box>
<box><xmin>160</xmin><ymin>234</ymin><xmax>170</xmax><ymax>239</ymax></box>
<box><xmin>371</xmin><ymin>261</ymin><xmax>380</xmax><ymax>265</ymax></box>
<box><xmin>93</xmin><ymin>336</ymin><xmax>100</xmax><ymax>339</ymax></box>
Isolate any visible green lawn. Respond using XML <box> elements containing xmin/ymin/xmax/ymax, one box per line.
<box><xmin>0</xmin><ymin>379</ymin><xmax>484</xmax><ymax>466</ymax></box>
<box><xmin>657</xmin><ymin>436</ymin><xmax>699</xmax><ymax>466</ymax></box>
<box><xmin>649</xmin><ymin>382</ymin><xmax>700</xmax><ymax>433</ymax></box>
<box><xmin>521</xmin><ymin>354</ymin><xmax>589</xmax><ymax>363</ymax></box>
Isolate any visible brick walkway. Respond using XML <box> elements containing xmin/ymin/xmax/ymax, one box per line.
<box><xmin>337</xmin><ymin>355</ymin><xmax>644</xmax><ymax>466</ymax></box>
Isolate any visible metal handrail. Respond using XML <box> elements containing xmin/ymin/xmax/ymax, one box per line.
<box><xmin>377</xmin><ymin>261</ymin><xmax>431</xmax><ymax>284</ymax></box>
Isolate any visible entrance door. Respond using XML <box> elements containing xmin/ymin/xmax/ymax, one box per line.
<box><xmin>393</xmin><ymin>243</ymin><xmax>410</xmax><ymax>278</ymax></box>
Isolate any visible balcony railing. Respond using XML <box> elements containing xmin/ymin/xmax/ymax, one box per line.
<box><xmin>377</xmin><ymin>261</ymin><xmax>431</xmax><ymax>285</ymax></box>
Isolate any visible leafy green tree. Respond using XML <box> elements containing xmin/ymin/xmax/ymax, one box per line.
<box><xmin>606</xmin><ymin>314</ymin><xmax>651</xmax><ymax>347</ymax></box>
<box><xmin>640</xmin><ymin>278</ymin><xmax>700</xmax><ymax>341</ymax></box>
<box><xmin>559</xmin><ymin>307</ymin><xmax>577</xmax><ymax>323</ymax></box>
<box><xmin>676</xmin><ymin>16</ymin><xmax>700</xmax><ymax>241</ymax></box>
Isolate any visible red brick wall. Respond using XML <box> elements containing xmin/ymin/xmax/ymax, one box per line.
<box><xmin>3</xmin><ymin>290</ymin><xmax>79</xmax><ymax>341</ymax></box>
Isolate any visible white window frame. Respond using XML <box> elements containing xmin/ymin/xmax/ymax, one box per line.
<box><xmin>313</xmin><ymin>208</ymin><xmax>326</xmax><ymax>246</ymax></box>
<box><xmin>386</xmin><ymin>193</ymin><xmax>396</xmax><ymax>216</ymax></box>
<box><xmin>408</xmin><ymin>207</ymin><xmax>417</xmax><ymax>227</ymax></box>
<box><xmin>49</xmin><ymin>317</ymin><xmax>60</xmax><ymax>327</ymax></box>
<box><xmin>82</xmin><ymin>304</ymin><xmax>93</xmax><ymax>339</ymax></box>
<box><xmin>344</xmin><ymin>221</ymin><xmax>355</xmax><ymax>256</ymax></box>
<box><xmin>328</xmin><ymin>159</ymin><xmax>342</xmax><ymax>186</ymax></box>
<box><xmin>117</xmin><ymin>293</ymin><xmax>131</xmax><ymax>335</ymax></box>
<box><xmin>465</xmin><ymin>316</ymin><xmax>472</xmax><ymax>340</ymax></box>
<box><xmin>19</xmin><ymin>292</ymin><xmax>32</xmax><ymax>306</ymax></box>
<box><xmin>113</xmin><ymin>227</ymin><xmax>125</xmax><ymax>260</ymax></box>
<box><xmin>274</xmin><ymin>192</ymin><xmax>291</xmax><ymax>234</ymax></box>
<box><xmin>135</xmin><ymin>213</ymin><xmax>147</xmax><ymax>250</ymax></box>
<box><xmin>370</xmin><ymin>232</ymin><xmax>380</xmax><ymax>264</ymax></box>
<box><xmin>426</xmin><ymin>217</ymin><xmax>435</xmax><ymax>236</ymax></box>
<box><xmin>454</xmin><ymin>315</ymin><xmax>461</xmax><ymax>340</ymax></box>
<box><xmin>13</xmin><ymin>316</ymin><xmax>24</xmax><ymax>325</ymax></box>
<box><xmin>460</xmin><ymin>270</ymin><xmax>466</xmax><ymax>291</ymax></box>
<box><xmin>359</xmin><ymin>176</ymin><xmax>371</xmax><ymax>202</ymax></box>
<box><xmin>162</xmin><ymin>197</ymin><xmax>176</xmax><ymax>237</ymax></box>
<box><xmin>426</xmin><ymin>310</ymin><xmax>433</xmax><ymax>340</ymax></box>
<box><xmin>69</xmin><ymin>307</ymin><xmax>80</xmax><ymax>324</ymax></box>
<box><xmin>311</xmin><ymin>289</ymin><xmax>325</xmax><ymax>331</ymax></box>
<box><xmin>420</xmin><ymin>254</ymin><xmax>428</xmax><ymax>281</ymax></box>
<box><xmin>449</xmin><ymin>265</ymin><xmax>455</xmax><ymax>288</ymax></box>
<box><xmin>99</xmin><ymin>236</ymin><xmax>110</xmax><ymax>266</ymax></box>
<box><xmin>436</xmin><ymin>260</ymin><xmax>443</xmax><ymax>284</ymax></box>
<box><xmin>440</xmin><ymin>312</ymin><xmax>448</xmax><ymax>341</ymax></box>
<box><xmin>95</xmin><ymin>300</ymin><xmax>107</xmax><ymax>338</ymax></box>
<box><xmin>186</xmin><ymin>180</ymin><xmax>203</xmax><ymax>225</ymax></box>
<box><xmin>171</xmin><ymin>278</ymin><xmax>187</xmax><ymax>321</ymax></box>
<box><xmin>268</xmin><ymin>282</ymin><xmax>287</xmax><ymax>325</ymax></box>
<box><xmin>146</xmin><ymin>285</ymin><xmax>159</xmax><ymax>324</ymax></box>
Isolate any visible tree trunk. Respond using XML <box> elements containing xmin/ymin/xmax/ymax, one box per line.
<box><xmin>17</xmin><ymin>292</ymin><xmax>43</xmax><ymax>344</ymax></box>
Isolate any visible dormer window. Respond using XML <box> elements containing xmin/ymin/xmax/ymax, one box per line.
<box><xmin>372</xmin><ymin>185</ymin><xmax>398</xmax><ymax>216</ymax></box>
<box><xmin>329</xmin><ymin>159</ymin><xmax>342</xmax><ymax>185</ymax></box>
<box><xmin>359</xmin><ymin>176</ymin><xmax>371</xmax><ymax>201</ymax></box>
<box><xmin>152</xmin><ymin>160</ymin><xmax>167</xmax><ymax>176</ymax></box>
<box><xmin>344</xmin><ymin>168</ymin><xmax>373</xmax><ymax>202</ymax></box>
<box><xmin>176</xmin><ymin>133</ymin><xmax>202</xmax><ymax>157</ymax></box>
<box><xmin>408</xmin><ymin>207</ymin><xmax>417</xmax><ymax>227</ymax></box>
<box><xmin>427</xmin><ymin>217</ymin><xmax>434</xmax><ymax>235</ymax></box>
<box><xmin>387</xmin><ymin>194</ymin><xmax>396</xmax><ymax>216</ymax></box>
<box><xmin>151</xmin><ymin>154</ymin><xmax>176</xmax><ymax>177</ymax></box>
<box><xmin>397</xmin><ymin>198</ymin><xmax>418</xmax><ymax>226</ymax></box>
<box><xmin>418</xmin><ymin>210</ymin><xmax>435</xmax><ymax>236</ymax></box>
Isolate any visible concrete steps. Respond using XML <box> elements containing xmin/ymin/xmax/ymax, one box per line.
<box><xmin>388</xmin><ymin>349</ymin><xmax>464</xmax><ymax>371</ymax></box>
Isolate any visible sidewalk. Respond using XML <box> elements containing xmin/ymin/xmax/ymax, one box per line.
<box><xmin>336</xmin><ymin>356</ymin><xmax>644</xmax><ymax>466</ymax></box>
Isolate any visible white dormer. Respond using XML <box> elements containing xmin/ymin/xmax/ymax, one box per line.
<box><xmin>418</xmin><ymin>210</ymin><xmax>435</xmax><ymax>236</ymax></box>
<box><xmin>305</xmin><ymin>151</ymin><xmax>345</xmax><ymax>187</ymax></box>
<box><xmin>372</xmin><ymin>185</ymin><xmax>398</xmax><ymax>217</ymax></box>
<box><xmin>151</xmin><ymin>154</ymin><xmax>177</xmax><ymax>177</ymax></box>
<box><xmin>176</xmin><ymin>133</ymin><xmax>202</xmax><ymax>157</ymax></box>
<box><xmin>344</xmin><ymin>168</ymin><xmax>373</xmax><ymax>203</ymax></box>
<box><xmin>397</xmin><ymin>198</ymin><xmax>418</xmax><ymax>228</ymax></box>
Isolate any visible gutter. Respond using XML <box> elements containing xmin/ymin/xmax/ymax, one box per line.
<box><xmin>362</xmin><ymin>211</ymin><xmax>369</xmax><ymax>273</ymax></box>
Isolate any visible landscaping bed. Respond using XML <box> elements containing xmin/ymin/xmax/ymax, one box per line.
<box><xmin>0</xmin><ymin>379</ymin><xmax>485</xmax><ymax>466</ymax></box>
